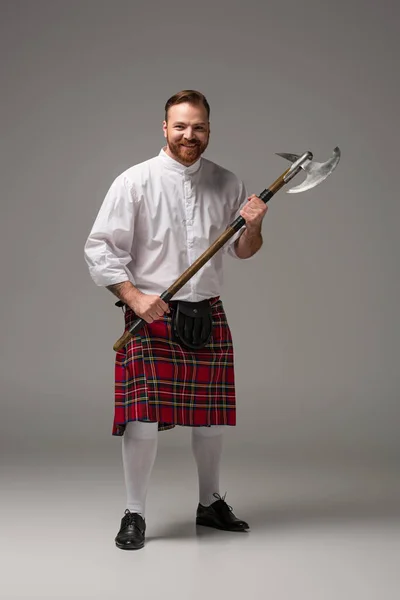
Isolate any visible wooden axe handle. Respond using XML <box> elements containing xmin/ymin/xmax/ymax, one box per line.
<box><xmin>113</xmin><ymin>168</ymin><xmax>289</xmax><ymax>352</ymax></box>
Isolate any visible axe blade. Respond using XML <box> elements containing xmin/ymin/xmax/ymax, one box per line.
<box><xmin>277</xmin><ymin>147</ymin><xmax>341</xmax><ymax>193</ymax></box>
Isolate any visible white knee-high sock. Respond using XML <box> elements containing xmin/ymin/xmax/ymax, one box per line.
<box><xmin>191</xmin><ymin>426</ymin><xmax>224</xmax><ymax>507</ymax></box>
<box><xmin>122</xmin><ymin>421</ymin><xmax>158</xmax><ymax>518</ymax></box>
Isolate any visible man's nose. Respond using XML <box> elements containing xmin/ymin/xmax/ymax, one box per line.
<box><xmin>184</xmin><ymin>127</ymin><xmax>195</xmax><ymax>139</ymax></box>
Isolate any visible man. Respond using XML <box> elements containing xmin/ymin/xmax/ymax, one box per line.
<box><xmin>84</xmin><ymin>90</ymin><xmax>268</xmax><ymax>550</ymax></box>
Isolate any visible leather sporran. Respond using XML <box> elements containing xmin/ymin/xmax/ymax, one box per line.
<box><xmin>171</xmin><ymin>300</ymin><xmax>213</xmax><ymax>350</ymax></box>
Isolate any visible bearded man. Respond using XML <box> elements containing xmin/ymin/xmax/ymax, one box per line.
<box><xmin>84</xmin><ymin>90</ymin><xmax>268</xmax><ymax>550</ymax></box>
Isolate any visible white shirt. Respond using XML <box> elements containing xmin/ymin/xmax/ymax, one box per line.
<box><xmin>84</xmin><ymin>148</ymin><xmax>248</xmax><ymax>301</ymax></box>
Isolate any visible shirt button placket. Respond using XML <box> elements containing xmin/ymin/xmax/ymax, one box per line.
<box><xmin>184</xmin><ymin>176</ymin><xmax>195</xmax><ymax>298</ymax></box>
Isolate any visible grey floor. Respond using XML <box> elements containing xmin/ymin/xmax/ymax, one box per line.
<box><xmin>2</xmin><ymin>444</ymin><xmax>400</xmax><ymax>600</ymax></box>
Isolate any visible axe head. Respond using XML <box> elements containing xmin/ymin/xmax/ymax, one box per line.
<box><xmin>276</xmin><ymin>146</ymin><xmax>341</xmax><ymax>193</ymax></box>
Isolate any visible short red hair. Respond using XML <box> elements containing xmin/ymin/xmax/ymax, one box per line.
<box><xmin>164</xmin><ymin>90</ymin><xmax>210</xmax><ymax>121</ymax></box>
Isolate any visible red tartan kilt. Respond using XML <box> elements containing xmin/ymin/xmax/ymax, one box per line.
<box><xmin>112</xmin><ymin>298</ymin><xmax>236</xmax><ymax>435</ymax></box>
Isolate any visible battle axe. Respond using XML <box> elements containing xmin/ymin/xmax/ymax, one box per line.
<box><xmin>113</xmin><ymin>147</ymin><xmax>341</xmax><ymax>352</ymax></box>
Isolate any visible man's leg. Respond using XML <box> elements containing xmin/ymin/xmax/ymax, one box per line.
<box><xmin>115</xmin><ymin>420</ymin><xmax>158</xmax><ymax>550</ymax></box>
<box><xmin>192</xmin><ymin>425</ymin><xmax>249</xmax><ymax>532</ymax></box>
<box><xmin>191</xmin><ymin>425</ymin><xmax>224</xmax><ymax>506</ymax></box>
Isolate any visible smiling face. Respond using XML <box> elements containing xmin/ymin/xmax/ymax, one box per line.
<box><xmin>163</xmin><ymin>102</ymin><xmax>210</xmax><ymax>166</ymax></box>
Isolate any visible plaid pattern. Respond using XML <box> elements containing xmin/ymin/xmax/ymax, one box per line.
<box><xmin>112</xmin><ymin>298</ymin><xmax>236</xmax><ymax>435</ymax></box>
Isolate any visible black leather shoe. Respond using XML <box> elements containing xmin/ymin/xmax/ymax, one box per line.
<box><xmin>196</xmin><ymin>493</ymin><xmax>249</xmax><ymax>532</ymax></box>
<box><xmin>115</xmin><ymin>509</ymin><xmax>146</xmax><ymax>550</ymax></box>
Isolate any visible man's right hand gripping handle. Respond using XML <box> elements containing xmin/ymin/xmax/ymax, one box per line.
<box><xmin>107</xmin><ymin>282</ymin><xmax>170</xmax><ymax>352</ymax></box>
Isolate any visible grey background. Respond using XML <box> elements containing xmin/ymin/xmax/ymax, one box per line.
<box><xmin>1</xmin><ymin>0</ymin><xmax>399</xmax><ymax>597</ymax></box>
<box><xmin>2</xmin><ymin>0</ymin><xmax>399</xmax><ymax>463</ymax></box>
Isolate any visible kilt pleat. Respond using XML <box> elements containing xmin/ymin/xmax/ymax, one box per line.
<box><xmin>112</xmin><ymin>298</ymin><xmax>236</xmax><ymax>435</ymax></box>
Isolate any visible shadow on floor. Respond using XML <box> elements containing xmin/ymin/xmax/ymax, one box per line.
<box><xmin>146</xmin><ymin>495</ymin><xmax>400</xmax><ymax>542</ymax></box>
<box><xmin>147</xmin><ymin>521</ymin><xmax>249</xmax><ymax>543</ymax></box>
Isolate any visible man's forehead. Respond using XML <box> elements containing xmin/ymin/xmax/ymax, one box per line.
<box><xmin>168</xmin><ymin>102</ymin><xmax>208</xmax><ymax>123</ymax></box>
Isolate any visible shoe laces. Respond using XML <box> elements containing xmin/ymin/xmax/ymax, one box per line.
<box><xmin>123</xmin><ymin>509</ymin><xmax>143</xmax><ymax>530</ymax></box>
<box><xmin>212</xmin><ymin>492</ymin><xmax>233</xmax><ymax>513</ymax></box>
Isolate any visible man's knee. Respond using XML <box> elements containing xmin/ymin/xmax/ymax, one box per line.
<box><xmin>124</xmin><ymin>421</ymin><xmax>159</xmax><ymax>440</ymax></box>
<box><xmin>191</xmin><ymin>425</ymin><xmax>225</xmax><ymax>438</ymax></box>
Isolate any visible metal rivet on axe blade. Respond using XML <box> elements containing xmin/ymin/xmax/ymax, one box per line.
<box><xmin>276</xmin><ymin>147</ymin><xmax>341</xmax><ymax>193</ymax></box>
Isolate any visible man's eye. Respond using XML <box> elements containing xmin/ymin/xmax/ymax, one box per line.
<box><xmin>175</xmin><ymin>125</ymin><xmax>184</xmax><ymax>129</ymax></box>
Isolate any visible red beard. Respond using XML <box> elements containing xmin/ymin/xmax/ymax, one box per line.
<box><xmin>166</xmin><ymin>136</ymin><xmax>208</xmax><ymax>165</ymax></box>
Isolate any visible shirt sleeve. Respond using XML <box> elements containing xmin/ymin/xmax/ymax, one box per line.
<box><xmin>84</xmin><ymin>175</ymin><xmax>136</xmax><ymax>286</ymax></box>
<box><xmin>225</xmin><ymin>178</ymin><xmax>248</xmax><ymax>259</ymax></box>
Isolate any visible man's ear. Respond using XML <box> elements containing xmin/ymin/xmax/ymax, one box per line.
<box><xmin>162</xmin><ymin>120</ymin><xmax>167</xmax><ymax>138</ymax></box>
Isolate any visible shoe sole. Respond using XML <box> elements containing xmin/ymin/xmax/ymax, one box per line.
<box><xmin>196</xmin><ymin>518</ymin><xmax>249</xmax><ymax>532</ymax></box>
<box><xmin>115</xmin><ymin>541</ymin><xmax>145</xmax><ymax>550</ymax></box>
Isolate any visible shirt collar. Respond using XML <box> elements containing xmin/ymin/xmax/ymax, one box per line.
<box><xmin>159</xmin><ymin>148</ymin><xmax>202</xmax><ymax>175</ymax></box>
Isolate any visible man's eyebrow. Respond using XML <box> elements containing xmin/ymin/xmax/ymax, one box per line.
<box><xmin>173</xmin><ymin>121</ymin><xmax>207</xmax><ymax>126</ymax></box>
